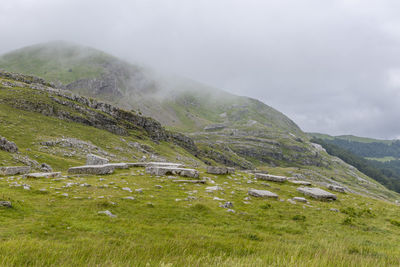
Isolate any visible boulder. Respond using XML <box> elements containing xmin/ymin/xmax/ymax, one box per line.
<box><xmin>86</xmin><ymin>154</ymin><xmax>109</xmax><ymax>165</ymax></box>
<box><xmin>26</xmin><ymin>172</ymin><xmax>61</xmax><ymax>179</ymax></box>
<box><xmin>68</xmin><ymin>165</ymin><xmax>114</xmax><ymax>175</ymax></box>
<box><xmin>0</xmin><ymin>201</ymin><xmax>12</xmax><ymax>208</ymax></box>
<box><xmin>0</xmin><ymin>166</ymin><xmax>30</xmax><ymax>176</ymax></box>
<box><xmin>40</xmin><ymin>163</ymin><xmax>53</xmax><ymax>172</ymax></box>
<box><xmin>0</xmin><ymin>136</ymin><xmax>18</xmax><ymax>153</ymax></box>
<box><xmin>206</xmin><ymin>166</ymin><xmax>235</xmax><ymax>175</ymax></box>
<box><xmin>255</xmin><ymin>173</ymin><xmax>287</xmax><ymax>182</ymax></box>
<box><xmin>297</xmin><ymin>187</ymin><xmax>337</xmax><ymax>201</ymax></box>
<box><xmin>289</xmin><ymin>180</ymin><xmax>312</xmax><ymax>186</ymax></box>
<box><xmin>292</xmin><ymin>197</ymin><xmax>308</xmax><ymax>203</ymax></box>
<box><xmin>128</xmin><ymin>162</ymin><xmax>184</xmax><ymax>168</ymax></box>
<box><xmin>248</xmin><ymin>189</ymin><xmax>278</xmax><ymax>198</ymax></box>
<box><xmin>327</xmin><ymin>184</ymin><xmax>346</xmax><ymax>193</ymax></box>
<box><xmin>145</xmin><ymin>166</ymin><xmax>199</xmax><ymax>178</ymax></box>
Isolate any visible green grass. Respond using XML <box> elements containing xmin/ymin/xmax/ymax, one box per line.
<box><xmin>0</xmin><ymin>169</ymin><xmax>399</xmax><ymax>266</ymax></box>
<box><xmin>365</xmin><ymin>157</ymin><xmax>398</xmax><ymax>162</ymax></box>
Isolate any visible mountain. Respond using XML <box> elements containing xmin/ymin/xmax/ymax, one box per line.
<box><xmin>1</xmin><ymin>48</ymin><xmax>400</xmax><ymax>266</ymax></box>
<box><xmin>0</xmin><ymin>41</ymin><xmax>317</xmax><ymax>168</ymax></box>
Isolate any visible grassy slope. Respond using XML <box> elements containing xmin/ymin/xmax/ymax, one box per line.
<box><xmin>0</xmin><ymin>169</ymin><xmax>400</xmax><ymax>266</ymax></box>
<box><xmin>309</xmin><ymin>133</ymin><xmax>393</xmax><ymax>145</ymax></box>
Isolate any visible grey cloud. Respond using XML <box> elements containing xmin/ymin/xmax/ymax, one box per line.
<box><xmin>1</xmin><ymin>0</ymin><xmax>400</xmax><ymax>138</ymax></box>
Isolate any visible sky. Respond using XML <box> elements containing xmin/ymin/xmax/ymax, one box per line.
<box><xmin>1</xmin><ymin>0</ymin><xmax>400</xmax><ymax>139</ymax></box>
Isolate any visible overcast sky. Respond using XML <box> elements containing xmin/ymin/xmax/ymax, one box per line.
<box><xmin>1</xmin><ymin>0</ymin><xmax>400</xmax><ymax>139</ymax></box>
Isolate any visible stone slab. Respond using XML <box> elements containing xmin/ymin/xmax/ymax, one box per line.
<box><xmin>248</xmin><ymin>189</ymin><xmax>278</xmax><ymax>198</ymax></box>
<box><xmin>26</xmin><ymin>172</ymin><xmax>61</xmax><ymax>179</ymax></box>
<box><xmin>145</xmin><ymin>166</ymin><xmax>199</xmax><ymax>178</ymax></box>
<box><xmin>68</xmin><ymin>165</ymin><xmax>114</xmax><ymax>175</ymax></box>
<box><xmin>255</xmin><ymin>173</ymin><xmax>287</xmax><ymax>182</ymax></box>
<box><xmin>206</xmin><ymin>166</ymin><xmax>235</xmax><ymax>175</ymax></box>
<box><xmin>297</xmin><ymin>187</ymin><xmax>337</xmax><ymax>200</ymax></box>
<box><xmin>0</xmin><ymin>166</ymin><xmax>30</xmax><ymax>176</ymax></box>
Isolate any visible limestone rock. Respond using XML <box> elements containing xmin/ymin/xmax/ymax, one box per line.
<box><xmin>0</xmin><ymin>166</ymin><xmax>30</xmax><ymax>176</ymax></box>
<box><xmin>68</xmin><ymin>165</ymin><xmax>114</xmax><ymax>175</ymax></box>
<box><xmin>292</xmin><ymin>197</ymin><xmax>308</xmax><ymax>203</ymax></box>
<box><xmin>40</xmin><ymin>163</ymin><xmax>53</xmax><ymax>172</ymax></box>
<box><xmin>145</xmin><ymin>166</ymin><xmax>199</xmax><ymax>178</ymax></box>
<box><xmin>0</xmin><ymin>136</ymin><xmax>18</xmax><ymax>153</ymax></box>
<box><xmin>327</xmin><ymin>184</ymin><xmax>346</xmax><ymax>193</ymax></box>
<box><xmin>104</xmin><ymin>163</ymin><xmax>129</xmax><ymax>169</ymax></box>
<box><xmin>206</xmin><ymin>166</ymin><xmax>235</xmax><ymax>175</ymax></box>
<box><xmin>297</xmin><ymin>187</ymin><xmax>337</xmax><ymax>201</ymax></box>
<box><xmin>289</xmin><ymin>180</ymin><xmax>312</xmax><ymax>186</ymax></box>
<box><xmin>86</xmin><ymin>154</ymin><xmax>109</xmax><ymax>165</ymax></box>
<box><xmin>98</xmin><ymin>210</ymin><xmax>116</xmax><ymax>218</ymax></box>
<box><xmin>0</xmin><ymin>201</ymin><xmax>12</xmax><ymax>208</ymax></box>
<box><xmin>26</xmin><ymin>172</ymin><xmax>61</xmax><ymax>179</ymax></box>
<box><xmin>255</xmin><ymin>173</ymin><xmax>287</xmax><ymax>182</ymax></box>
<box><xmin>248</xmin><ymin>189</ymin><xmax>278</xmax><ymax>198</ymax></box>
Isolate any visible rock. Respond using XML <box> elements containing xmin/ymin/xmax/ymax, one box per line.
<box><xmin>145</xmin><ymin>166</ymin><xmax>199</xmax><ymax>178</ymax></box>
<box><xmin>40</xmin><ymin>163</ymin><xmax>53</xmax><ymax>172</ymax></box>
<box><xmin>289</xmin><ymin>180</ymin><xmax>312</xmax><ymax>186</ymax></box>
<box><xmin>80</xmin><ymin>183</ymin><xmax>91</xmax><ymax>187</ymax></box>
<box><xmin>123</xmin><ymin>196</ymin><xmax>135</xmax><ymax>200</ymax></box>
<box><xmin>248</xmin><ymin>189</ymin><xmax>278</xmax><ymax>198</ymax></box>
<box><xmin>172</xmin><ymin>180</ymin><xmax>206</xmax><ymax>184</ymax></box>
<box><xmin>0</xmin><ymin>201</ymin><xmax>12</xmax><ymax>208</ymax></box>
<box><xmin>98</xmin><ymin>210</ymin><xmax>116</xmax><ymax>218</ymax></box>
<box><xmin>330</xmin><ymin>208</ymin><xmax>339</xmax><ymax>212</ymax></box>
<box><xmin>220</xmin><ymin>202</ymin><xmax>233</xmax><ymax>208</ymax></box>
<box><xmin>327</xmin><ymin>184</ymin><xmax>346</xmax><ymax>193</ymax></box>
<box><xmin>23</xmin><ymin>185</ymin><xmax>30</xmax><ymax>190</ymax></box>
<box><xmin>227</xmin><ymin>209</ymin><xmax>235</xmax><ymax>213</ymax></box>
<box><xmin>0</xmin><ymin>166</ymin><xmax>30</xmax><ymax>176</ymax></box>
<box><xmin>287</xmin><ymin>199</ymin><xmax>296</xmax><ymax>204</ymax></box>
<box><xmin>213</xmin><ymin>197</ymin><xmax>225</xmax><ymax>201</ymax></box>
<box><xmin>86</xmin><ymin>154</ymin><xmax>109</xmax><ymax>165</ymax></box>
<box><xmin>61</xmin><ymin>193</ymin><xmax>68</xmax><ymax>197</ymax></box>
<box><xmin>206</xmin><ymin>166</ymin><xmax>235</xmax><ymax>175</ymax></box>
<box><xmin>135</xmin><ymin>188</ymin><xmax>143</xmax><ymax>193</ymax></box>
<box><xmin>26</xmin><ymin>172</ymin><xmax>61</xmax><ymax>179</ymax></box>
<box><xmin>104</xmin><ymin>163</ymin><xmax>129</xmax><ymax>169</ymax></box>
<box><xmin>255</xmin><ymin>173</ymin><xmax>287</xmax><ymax>182</ymax></box>
<box><xmin>122</xmin><ymin>187</ymin><xmax>132</xmax><ymax>193</ymax></box>
<box><xmin>293</xmin><ymin>197</ymin><xmax>307</xmax><ymax>203</ymax></box>
<box><xmin>128</xmin><ymin>162</ymin><xmax>184</xmax><ymax>168</ymax></box>
<box><xmin>155</xmin><ymin>185</ymin><xmax>163</xmax><ymax>189</ymax></box>
<box><xmin>297</xmin><ymin>187</ymin><xmax>337</xmax><ymax>201</ymax></box>
<box><xmin>206</xmin><ymin>186</ymin><xmax>223</xmax><ymax>192</ymax></box>
<box><xmin>68</xmin><ymin>165</ymin><xmax>114</xmax><ymax>175</ymax></box>
<box><xmin>0</xmin><ymin>136</ymin><xmax>18</xmax><ymax>153</ymax></box>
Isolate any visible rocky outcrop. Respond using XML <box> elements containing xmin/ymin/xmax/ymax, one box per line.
<box><xmin>26</xmin><ymin>172</ymin><xmax>61</xmax><ymax>179</ymax></box>
<box><xmin>0</xmin><ymin>136</ymin><xmax>18</xmax><ymax>153</ymax></box>
<box><xmin>145</xmin><ymin>166</ymin><xmax>199</xmax><ymax>178</ymax></box>
<box><xmin>206</xmin><ymin>166</ymin><xmax>235</xmax><ymax>175</ymax></box>
<box><xmin>297</xmin><ymin>187</ymin><xmax>337</xmax><ymax>201</ymax></box>
<box><xmin>255</xmin><ymin>173</ymin><xmax>287</xmax><ymax>182</ymax></box>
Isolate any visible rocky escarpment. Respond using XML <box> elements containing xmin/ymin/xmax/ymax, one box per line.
<box><xmin>0</xmin><ymin>70</ymin><xmax>199</xmax><ymax>156</ymax></box>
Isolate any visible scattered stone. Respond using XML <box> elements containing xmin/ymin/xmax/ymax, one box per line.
<box><xmin>155</xmin><ymin>185</ymin><xmax>163</xmax><ymax>189</ymax></box>
<box><xmin>287</xmin><ymin>199</ymin><xmax>296</xmax><ymax>204</ymax></box>
<box><xmin>122</xmin><ymin>187</ymin><xmax>132</xmax><ymax>193</ymax></box>
<box><xmin>248</xmin><ymin>189</ymin><xmax>278</xmax><ymax>198</ymax></box>
<box><xmin>206</xmin><ymin>166</ymin><xmax>235</xmax><ymax>175</ymax></box>
<box><xmin>26</xmin><ymin>172</ymin><xmax>61</xmax><ymax>179</ymax></box>
<box><xmin>39</xmin><ymin>188</ymin><xmax>47</xmax><ymax>192</ymax></box>
<box><xmin>293</xmin><ymin>197</ymin><xmax>307</xmax><ymax>203</ymax></box>
<box><xmin>68</xmin><ymin>165</ymin><xmax>114</xmax><ymax>175</ymax></box>
<box><xmin>122</xmin><ymin>196</ymin><xmax>135</xmax><ymax>200</ymax></box>
<box><xmin>255</xmin><ymin>173</ymin><xmax>287</xmax><ymax>182</ymax></box>
<box><xmin>0</xmin><ymin>201</ymin><xmax>12</xmax><ymax>208</ymax></box>
<box><xmin>61</xmin><ymin>193</ymin><xmax>68</xmax><ymax>197</ymax></box>
<box><xmin>145</xmin><ymin>166</ymin><xmax>199</xmax><ymax>178</ymax></box>
<box><xmin>260</xmin><ymin>182</ymin><xmax>270</xmax><ymax>187</ymax></box>
<box><xmin>213</xmin><ymin>197</ymin><xmax>225</xmax><ymax>201</ymax></box>
<box><xmin>23</xmin><ymin>185</ymin><xmax>30</xmax><ymax>190</ymax></box>
<box><xmin>330</xmin><ymin>208</ymin><xmax>339</xmax><ymax>212</ymax></box>
<box><xmin>227</xmin><ymin>209</ymin><xmax>235</xmax><ymax>213</ymax></box>
<box><xmin>80</xmin><ymin>183</ymin><xmax>91</xmax><ymax>187</ymax></box>
<box><xmin>0</xmin><ymin>166</ymin><xmax>30</xmax><ymax>176</ymax></box>
<box><xmin>327</xmin><ymin>184</ymin><xmax>346</xmax><ymax>193</ymax></box>
<box><xmin>135</xmin><ymin>188</ymin><xmax>143</xmax><ymax>193</ymax></box>
<box><xmin>86</xmin><ymin>154</ymin><xmax>109</xmax><ymax>165</ymax></box>
<box><xmin>98</xmin><ymin>210</ymin><xmax>116</xmax><ymax>218</ymax></box>
<box><xmin>297</xmin><ymin>187</ymin><xmax>337</xmax><ymax>201</ymax></box>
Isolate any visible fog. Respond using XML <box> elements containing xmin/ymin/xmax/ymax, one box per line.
<box><xmin>1</xmin><ymin>0</ymin><xmax>400</xmax><ymax>139</ymax></box>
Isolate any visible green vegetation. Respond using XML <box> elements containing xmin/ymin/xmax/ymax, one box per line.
<box><xmin>0</xmin><ymin>168</ymin><xmax>400</xmax><ymax>266</ymax></box>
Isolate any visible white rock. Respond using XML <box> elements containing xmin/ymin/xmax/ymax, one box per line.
<box><xmin>248</xmin><ymin>189</ymin><xmax>278</xmax><ymax>198</ymax></box>
<box><xmin>297</xmin><ymin>187</ymin><xmax>337</xmax><ymax>200</ymax></box>
<box><xmin>122</xmin><ymin>187</ymin><xmax>132</xmax><ymax>193</ymax></box>
<box><xmin>98</xmin><ymin>210</ymin><xmax>116</xmax><ymax>218</ymax></box>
